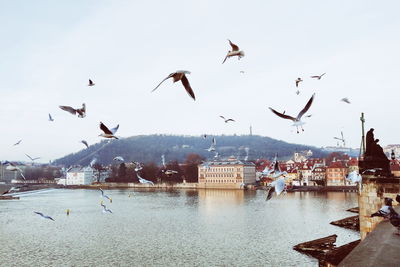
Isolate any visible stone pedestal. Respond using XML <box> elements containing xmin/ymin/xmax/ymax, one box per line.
<box><xmin>358</xmin><ymin>177</ymin><xmax>400</xmax><ymax>240</ymax></box>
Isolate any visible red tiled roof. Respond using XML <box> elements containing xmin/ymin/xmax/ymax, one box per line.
<box><xmin>327</xmin><ymin>161</ymin><xmax>347</xmax><ymax>168</ymax></box>
<box><xmin>390</xmin><ymin>163</ymin><xmax>400</xmax><ymax>171</ymax></box>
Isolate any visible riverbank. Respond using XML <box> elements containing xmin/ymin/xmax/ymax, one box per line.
<box><xmin>62</xmin><ymin>183</ymin><xmax>358</xmax><ymax>192</ymax></box>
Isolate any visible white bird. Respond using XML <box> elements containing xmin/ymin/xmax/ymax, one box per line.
<box><xmin>220</xmin><ymin>115</ymin><xmax>235</xmax><ymax>123</ymax></box>
<box><xmin>137</xmin><ymin>173</ymin><xmax>154</xmax><ymax>185</ymax></box>
<box><xmin>361</xmin><ymin>168</ymin><xmax>382</xmax><ymax>174</ymax></box>
<box><xmin>48</xmin><ymin>113</ymin><xmax>54</xmax><ymax>121</ymax></box>
<box><xmin>310</xmin><ymin>73</ymin><xmax>326</xmax><ymax>80</ymax></box>
<box><xmin>90</xmin><ymin>158</ymin><xmax>97</xmax><ymax>167</ymax></box>
<box><xmin>25</xmin><ymin>153</ymin><xmax>40</xmax><ymax>162</ymax></box>
<box><xmin>59</xmin><ymin>103</ymin><xmax>86</xmax><ymax>118</ymax></box>
<box><xmin>347</xmin><ymin>171</ymin><xmax>362</xmax><ymax>184</ymax></box>
<box><xmin>162</xmin><ymin>169</ymin><xmax>178</xmax><ymax>177</ymax></box>
<box><xmin>34</xmin><ymin>211</ymin><xmax>55</xmax><ymax>221</ymax></box>
<box><xmin>113</xmin><ymin>156</ymin><xmax>124</xmax><ymax>162</ymax></box>
<box><xmin>13</xmin><ymin>140</ymin><xmax>22</xmax><ymax>146</ymax></box>
<box><xmin>341</xmin><ymin>98</ymin><xmax>351</xmax><ymax>104</ymax></box>
<box><xmin>262</xmin><ymin>154</ymin><xmax>287</xmax><ymax>178</ymax></box>
<box><xmin>88</xmin><ymin>79</ymin><xmax>95</xmax><ymax>86</ymax></box>
<box><xmin>81</xmin><ymin>140</ymin><xmax>89</xmax><ymax>148</ymax></box>
<box><xmin>132</xmin><ymin>161</ymin><xmax>143</xmax><ymax>172</ymax></box>
<box><xmin>265</xmin><ymin>178</ymin><xmax>286</xmax><ymax>201</ymax></box>
<box><xmin>206</xmin><ymin>137</ymin><xmax>217</xmax><ymax>152</ymax></box>
<box><xmin>100</xmin><ymin>201</ymin><xmax>112</xmax><ymax>213</ymax></box>
<box><xmin>269</xmin><ymin>93</ymin><xmax>315</xmax><ymax>133</ymax></box>
<box><xmin>99</xmin><ymin>188</ymin><xmax>112</xmax><ymax>202</ymax></box>
<box><xmin>99</xmin><ymin>122</ymin><xmax>119</xmax><ymax>139</ymax></box>
<box><xmin>222</xmin><ymin>39</ymin><xmax>245</xmax><ymax>64</ymax></box>
<box><xmin>161</xmin><ymin>154</ymin><xmax>166</xmax><ymax>168</ymax></box>
<box><xmin>4</xmin><ymin>162</ymin><xmax>26</xmax><ymax>180</ymax></box>
<box><xmin>295</xmin><ymin>77</ymin><xmax>303</xmax><ymax>87</ymax></box>
<box><xmin>152</xmin><ymin>70</ymin><xmax>195</xmax><ymax>100</ymax></box>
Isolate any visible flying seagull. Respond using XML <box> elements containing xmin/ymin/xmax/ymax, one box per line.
<box><xmin>220</xmin><ymin>116</ymin><xmax>235</xmax><ymax>123</ymax></box>
<box><xmin>113</xmin><ymin>156</ymin><xmax>124</xmax><ymax>162</ymax></box>
<box><xmin>310</xmin><ymin>73</ymin><xmax>326</xmax><ymax>80</ymax></box>
<box><xmin>88</xmin><ymin>79</ymin><xmax>95</xmax><ymax>86</ymax></box>
<box><xmin>34</xmin><ymin>211</ymin><xmax>55</xmax><ymax>221</ymax></box>
<box><xmin>59</xmin><ymin>103</ymin><xmax>86</xmax><ymax>118</ymax></box>
<box><xmin>269</xmin><ymin>93</ymin><xmax>315</xmax><ymax>133</ymax></box>
<box><xmin>341</xmin><ymin>98</ymin><xmax>351</xmax><ymax>104</ymax></box>
<box><xmin>265</xmin><ymin>178</ymin><xmax>286</xmax><ymax>201</ymax></box>
<box><xmin>295</xmin><ymin>77</ymin><xmax>303</xmax><ymax>87</ymax></box>
<box><xmin>13</xmin><ymin>140</ymin><xmax>22</xmax><ymax>146</ymax></box>
<box><xmin>81</xmin><ymin>140</ymin><xmax>89</xmax><ymax>148</ymax></box>
<box><xmin>25</xmin><ymin>153</ymin><xmax>40</xmax><ymax>162</ymax></box>
<box><xmin>152</xmin><ymin>70</ymin><xmax>195</xmax><ymax>100</ymax></box>
<box><xmin>90</xmin><ymin>158</ymin><xmax>97</xmax><ymax>167</ymax></box>
<box><xmin>162</xmin><ymin>169</ymin><xmax>178</xmax><ymax>177</ymax></box>
<box><xmin>48</xmin><ymin>113</ymin><xmax>54</xmax><ymax>122</ymax></box>
<box><xmin>161</xmin><ymin>154</ymin><xmax>166</xmax><ymax>168</ymax></box>
<box><xmin>296</xmin><ymin>90</ymin><xmax>300</xmax><ymax>95</ymax></box>
<box><xmin>346</xmin><ymin>170</ymin><xmax>363</xmax><ymax>192</ymax></box>
<box><xmin>206</xmin><ymin>137</ymin><xmax>216</xmax><ymax>152</ymax></box>
<box><xmin>101</xmin><ymin>201</ymin><xmax>112</xmax><ymax>213</ymax></box>
<box><xmin>4</xmin><ymin>162</ymin><xmax>26</xmax><ymax>180</ymax></box>
<box><xmin>99</xmin><ymin>122</ymin><xmax>119</xmax><ymax>139</ymax></box>
<box><xmin>222</xmin><ymin>39</ymin><xmax>245</xmax><ymax>64</ymax></box>
<box><xmin>99</xmin><ymin>188</ymin><xmax>112</xmax><ymax>203</ymax></box>
<box><xmin>137</xmin><ymin>173</ymin><xmax>154</xmax><ymax>185</ymax></box>
<box><xmin>132</xmin><ymin>161</ymin><xmax>143</xmax><ymax>172</ymax></box>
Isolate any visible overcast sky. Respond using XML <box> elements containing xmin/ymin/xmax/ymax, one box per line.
<box><xmin>1</xmin><ymin>0</ymin><xmax>400</xmax><ymax>163</ymax></box>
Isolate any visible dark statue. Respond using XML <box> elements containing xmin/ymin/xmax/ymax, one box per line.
<box><xmin>359</xmin><ymin>128</ymin><xmax>391</xmax><ymax>177</ymax></box>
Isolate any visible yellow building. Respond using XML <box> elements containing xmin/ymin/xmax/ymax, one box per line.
<box><xmin>198</xmin><ymin>157</ymin><xmax>256</xmax><ymax>189</ymax></box>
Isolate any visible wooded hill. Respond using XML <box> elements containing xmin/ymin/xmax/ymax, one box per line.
<box><xmin>53</xmin><ymin>134</ymin><xmax>326</xmax><ymax>166</ymax></box>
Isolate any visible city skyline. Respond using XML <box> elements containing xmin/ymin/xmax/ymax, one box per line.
<box><xmin>1</xmin><ymin>1</ymin><xmax>400</xmax><ymax>162</ymax></box>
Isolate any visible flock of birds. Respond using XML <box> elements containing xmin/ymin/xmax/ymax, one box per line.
<box><xmin>1</xmin><ymin>38</ymin><xmax>377</xmax><ymax>223</ymax></box>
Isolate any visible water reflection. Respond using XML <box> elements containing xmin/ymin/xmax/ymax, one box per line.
<box><xmin>0</xmin><ymin>189</ymin><xmax>359</xmax><ymax>267</ymax></box>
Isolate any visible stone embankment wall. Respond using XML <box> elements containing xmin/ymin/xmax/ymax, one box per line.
<box><xmin>358</xmin><ymin>177</ymin><xmax>400</xmax><ymax>240</ymax></box>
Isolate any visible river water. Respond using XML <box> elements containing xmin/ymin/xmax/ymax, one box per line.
<box><xmin>0</xmin><ymin>189</ymin><xmax>359</xmax><ymax>267</ymax></box>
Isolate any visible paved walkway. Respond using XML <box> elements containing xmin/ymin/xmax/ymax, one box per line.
<box><xmin>339</xmin><ymin>206</ymin><xmax>400</xmax><ymax>267</ymax></box>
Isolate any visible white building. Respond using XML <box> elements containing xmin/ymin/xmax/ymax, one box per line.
<box><xmin>198</xmin><ymin>157</ymin><xmax>256</xmax><ymax>189</ymax></box>
<box><xmin>66</xmin><ymin>166</ymin><xmax>95</xmax><ymax>185</ymax></box>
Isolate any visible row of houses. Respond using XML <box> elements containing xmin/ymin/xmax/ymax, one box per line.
<box><xmin>197</xmin><ymin>152</ymin><xmax>400</xmax><ymax>189</ymax></box>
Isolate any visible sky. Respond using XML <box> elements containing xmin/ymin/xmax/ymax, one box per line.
<box><xmin>1</xmin><ymin>0</ymin><xmax>400</xmax><ymax>163</ymax></box>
